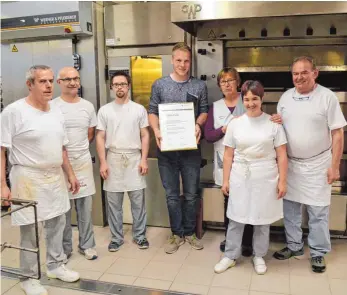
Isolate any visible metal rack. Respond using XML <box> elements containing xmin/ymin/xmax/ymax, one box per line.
<box><xmin>1</xmin><ymin>198</ymin><xmax>41</xmax><ymax>279</ymax></box>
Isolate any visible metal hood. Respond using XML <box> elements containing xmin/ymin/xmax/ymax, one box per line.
<box><xmin>171</xmin><ymin>1</ymin><xmax>347</xmax><ymax>36</ymax></box>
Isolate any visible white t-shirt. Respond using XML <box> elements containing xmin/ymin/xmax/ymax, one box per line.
<box><xmin>1</xmin><ymin>98</ymin><xmax>70</xmax><ymax>225</ymax></box>
<box><xmin>224</xmin><ymin>113</ymin><xmax>287</xmax><ymax>162</ymax></box>
<box><xmin>97</xmin><ymin>100</ymin><xmax>149</xmax><ymax>150</ymax></box>
<box><xmin>51</xmin><ymin>97</ymin><xmax>97</xmax><ymax>159</ymax></box>
<box><xmin>277</xmin><ymin>85</ymin><xmax>347</xmax><ymax>159</ymax></box>
<box><xmin>1</xmin><ymin>98</ymin><xmax>68</xmax><ymax>168</ymax></box>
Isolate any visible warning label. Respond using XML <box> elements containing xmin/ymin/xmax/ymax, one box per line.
<box><xmin>208</xmin><ymin>30</ymin><xmax>216</xmax><ymax>39</ymax></box>
<box><xmin>11</xmin><ymin>45</ymin><xmax>18</xmax><ymax>52</ymax></box>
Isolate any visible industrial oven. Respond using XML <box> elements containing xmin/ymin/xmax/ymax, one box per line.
<box><xmin>170</xmin><ymin>1</ymin><xmax>347</xmax><ymax>234</ymax></box>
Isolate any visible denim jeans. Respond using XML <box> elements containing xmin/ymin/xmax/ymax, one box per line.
<box><xmin>157</xmin><ymin>148</ymin><xmax>201</xmax><ymax>237</ymax></box>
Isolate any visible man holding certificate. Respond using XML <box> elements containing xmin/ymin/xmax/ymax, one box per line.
<box><xmin>149</xmin><ymin>43</ymin><xmax>208</xmax><ymax>254</ymax></box>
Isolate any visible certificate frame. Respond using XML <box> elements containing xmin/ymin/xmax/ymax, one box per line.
<box><xmin>159</xmin><ymin>102</ymin><xmax>197</xmax><ymax>152</ymax></box>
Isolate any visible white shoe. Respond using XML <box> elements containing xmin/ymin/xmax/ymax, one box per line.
<box><xmin>214</xmin><ymin>257</ymin><xmax>236</xmax><ymax>274</ymax></box>
<box><xmin>79</xmin><ymin>248</ymin><xmax>98</xmax><ymax>260</ymax></box>
<box><xmin>46</xmin><ymin>265</ymin><xmax>80</xmax><ymax>282</ymax></box>
<box><xmin>20</xmin><ymin>279</ymin><xmax>47</xmax><ymax>295</ymax></box>
<box><xmin>253</xmin><ymin>256</ymin><xmax>267</xmax><ymax>275</ymax></box>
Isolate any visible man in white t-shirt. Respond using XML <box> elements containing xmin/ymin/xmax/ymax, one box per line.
<box><xmin>274</xmin><ymin>56</ymin><xmax>346</xmax><ymax>273</ymax></box>
<box><xmin>96</xmin><ymin>72</ymin><xmax>150</xmax><ymax>251</ymax></box>
<box><xmin>1</xmin><ymin>65</ymin><xmax>80</xmax><ymax>295</ymax></box>
<box><xmin>52</xmin><ymin>67</ymin><xmax>98</xmax><ymax>261</ymax></box>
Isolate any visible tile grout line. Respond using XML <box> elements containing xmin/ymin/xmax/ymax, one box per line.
<box><xmin>133</xmin><ymin>245</ymin><xmax>162</xmax><ymax>286</ymax></box>
<box><xmin>168</xmin><ymin>245</ymin><xmax>193</xmax><ymax>293</ymax></box>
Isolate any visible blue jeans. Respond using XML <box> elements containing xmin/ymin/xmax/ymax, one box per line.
<box><xmin>157</xmin><ymin>148</ymin><xmax>201</xmax><ymax>237</ymax></box>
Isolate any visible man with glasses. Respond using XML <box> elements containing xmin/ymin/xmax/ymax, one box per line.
<box><xmin>149</xmin><ymin>43</ymin><xmax>208</xmax><ymax>254</ymax></box>
<box><xmin>1</xmin><ymin>65</ymin><xmax>80</xmax><ymax>295</ymax></box>
<box><xmin>52</xmin><ymin>67</ymin><xmax>98</xmax><ymax>261</ymax></box>
<box><xmin>96</xmin><ymin>71</ymin><xmax>150</xmax><ymax>251</ymax></box>
<box><xmin>274</xmin><ymin>56</ymin><xmax>346</xmax><ymax>273</ymax></box>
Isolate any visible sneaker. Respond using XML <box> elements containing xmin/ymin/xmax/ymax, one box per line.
<box><xmin>108</xmin><ymin>241</ymin><xmax>122</xmax><ymax>252</ymax></box>
<box><xmin>79</xmin><ymin>248</ymin><xmax>98</xmax><ymax>260</ymax></box>
<box><xmin>310</xmin><ymin>256</ymin><xmax>326</xmax><ymax>273</ymax></box>
<box><xmin>46</xmin><ymin>265</ymin><xmax>80</xmax><ymax>282</ymax></box>
<box><xmin>20</xmin><ymin>279</ymin><xmax>48</xmax><ymax>295</ymax></box>
<box><xmin>273</xmin><ymin>247</ymin><xmax>304</xmax><ymax>260</ymax></box>
<box><xmin>242</xmin><ymin>246</ymin><xmax>253</xmax><ymax>257</ymax></box>
<box><xmin>134</xmin><ymin>238</ymin><xmax>149</xmax><ymax>249</ymax></box>
<box><xmin>253</xmin><ymin>256</ymin><xmax>267</xmax><ymax>275</ymax></box>
<box><xmin>220</xmin><ymin>240</ymin><xmax>226</xmax><ymax>252</ymax></box>
<box><xmin>185</xmin><ymin>234</ymin><xmax>204</xmax><ymax>250</ymax></box>
<box><xmin>164</xmin><ymin>235</ymin><xmax>185</xmax><ymax>254</ymax></box>
<box><xmin>214</xmin><ymin>257</ymin><xmax>236</xmax><ymax>274</ymax></box>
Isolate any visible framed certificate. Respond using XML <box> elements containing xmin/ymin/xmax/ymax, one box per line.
<box><xmin>159</xmin><ymin>102</ymin><xmax>197</xmax><ymax>152</ymax></box>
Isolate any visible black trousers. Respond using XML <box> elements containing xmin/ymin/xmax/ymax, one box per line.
<box><xmin>224</xmin><ymin>195</ymin><xmax>253</xmax><ymax>247</ymax></box>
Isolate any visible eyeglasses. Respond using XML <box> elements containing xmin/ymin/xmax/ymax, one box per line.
<box><xmin>111</xmin><ymin>83</ymin><xmax>128</xmax><ymax>88</ymax></box>
<box><xmin>220</xmin><ymin>79</ymin><xmax>236</xmax><ymax>86</ymax></box>
<box><xmin>59</xmin><ymin>77</ymin><xmax>80</xmax><ymax>83</ymax></box>
<box><xmin>292</xmin><ymin>89</ymin><xmax>310</xmax><ymax>101</ymax></box>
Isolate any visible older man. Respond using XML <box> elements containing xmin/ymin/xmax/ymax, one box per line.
<box><xmin>52</xmin><ymin>67</ymin><xmax>98</xmax><ymax>260</ymax></box>
<box><xmin>1</xmin><ymin>65</ymin><xmax>80</xmax><ymax>295</ymax></box>
<box><xmin>274</xmin><ymin>56</ymin><xmax>346</xmax><ymax>273</ymax></box>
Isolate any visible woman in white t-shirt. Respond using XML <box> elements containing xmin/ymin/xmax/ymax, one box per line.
<box><xmin>214</xmin><ymin>80</ymin><xmax>288</xmax><ymax>275</ymax></box>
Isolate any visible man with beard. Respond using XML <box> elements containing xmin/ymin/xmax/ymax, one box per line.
<box><xmin>274</xmin><ymin>56</ymin><xmax>346</xmax><ymax>273</ymax></box>
<box><xmin>149</xmin><ymin>43</ymin><xmax>208</xmax><ymax>254</ymax></box>
<box><xmin>52</xmin><ymin>67</ymin><xmax>98</xmax><ymax>261</ymax></box>
<box><xmin>96</xmin><ymin>72</ymin><xmax>150</xmax><ymax>251</ymax></box>
<box><xmin>1</xmin><ymin>65</ymin><xmax>80</xmax><ymax>295</ymax></box>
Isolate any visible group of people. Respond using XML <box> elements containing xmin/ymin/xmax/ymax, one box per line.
<box><xmin>1</xmin><ymin>42</ymin><xmax>345</xmax><ymax>295</ymax></box>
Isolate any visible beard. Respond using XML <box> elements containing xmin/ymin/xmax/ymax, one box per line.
<box><xmin>116</xmin><ymin>91</ymin><xmax>125</xmax><ymax>98</ymax></box>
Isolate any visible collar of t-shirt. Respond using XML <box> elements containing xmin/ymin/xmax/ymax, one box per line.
<box><xmin>292</xmin><ymin>84</ymin><xmax>318</xmax><ymax>101</ymax></box>
<box><xmin>169</xmin><ymin>74</ymin><xmax>191</xmax><ymax>84</ymax></box>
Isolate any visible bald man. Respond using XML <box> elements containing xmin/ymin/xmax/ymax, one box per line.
<box><xmin>52</xmin><ymin>67</ymin><xmax>98</xmax><ymax>260</ymax></box>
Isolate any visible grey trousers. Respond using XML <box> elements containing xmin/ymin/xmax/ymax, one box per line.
<box><xmin>107</xmin><ymin>189</ymin><xmax>147</xmax><ymax>244</ymax></box>
<box><xmin>224</xmin><ymin>219</ymin><xmax>270</xmax><ymax>259</ymax></box>
<box><xmin>283</xmin><ymin>199</ymin><xmax>331</xmax><ymax>257</ymax></box>
<box><xmin>63</xmin><ymin>196</ymin><xmax>96</xmax><ymax>256</ymax></box>
<box><xmin>20</xmin><ymin>214</ymin><xmax>66</xmax><ymax>280</ymax></box>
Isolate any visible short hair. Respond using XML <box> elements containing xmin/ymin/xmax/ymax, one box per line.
<box><xmin>241</xmin><ymin>80</ymin><xmax>264</xmax><ymax>99</ymax></box>
<box><xmin>25</xmin><ymin>65</ymin><xmax>52</xmax><ymax>84</ymax></box>
<box><xmin>291</xmin><ymin>56</ymin><xmax>317</xmax><ymax>71</ymax></box>
<box><xmin>217</xmin><ymin>67</ymin><xmax>241</xmax><ymax>87</ymax></box>
<box><xmin>172</xmin><ymin>42</ymin><xmax>191</xmax><ymax>55</ymax></box>
<box><xmin>110</xmin><ymin>71</ymin><xmax>132</xmax><ymax>86</ymax></box>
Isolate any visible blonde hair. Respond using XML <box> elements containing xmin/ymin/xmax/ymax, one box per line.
<box><xmin>217</xmin><ymin>67</ymin><xmax>241</xmax><ymax>87</ymax></box>
<box><xmin>172</xmin><ymin>42</ymin><xmax>191</xmax><ymax>55</ymax></box>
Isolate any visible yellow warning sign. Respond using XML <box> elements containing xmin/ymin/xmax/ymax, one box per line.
<box><xmin>208</xmin><ymin>30</ymin><xmax>216</xmax><ymax>39</ymax></box>
<box><xmin>11</xmin><ymin>45</ymin><xmax>18</xmax><ymax>52</ymax></box>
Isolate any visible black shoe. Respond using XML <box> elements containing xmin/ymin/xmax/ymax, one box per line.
<box><xmin>108</xmin><ymin>241</ymin><xmax>122</xmax><ymax>252</ymax></box>
<box><xmin>273</xmin><ymin>247</ymin><xmax>304</xmax><ymax>260</ymax></box>
<box><xmin>242</xmin><ymin>246</ymin><xmax>253</xmax><ymax>257</ymax></box>
<box><xmin>134</xmin><ymin>238</ymin><xmax>149</xmax><ymax>249</ymax></box>
<box><xmin>311</xmin><ymin>256</ymin><xmax>326</xmax><ymax>273</ymax></box>
<box><xmin>220</xmin><ymin>240</ymin><xmax>226</xmax><ymax>252</ymax></box>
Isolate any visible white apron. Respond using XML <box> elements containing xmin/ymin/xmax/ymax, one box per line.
<box><xmin>213</xmin><ymin>97</ymin><xmax>245</xmax><ymax>186</ymax></box>
<box><xmin>104</xmin><ymin>149</ymin><xmax>146</xmax><ymax>192</ymax></box>
<box><xmin>285</xmin><ymin>150</ymin><xmax>332</xmax><ymax>206</ymax></box>
<box><xmin>68</xmin><ymin>152</ymin><xmax>96</xmax><ymax>199</ymax></box>
<box><xmin>10</xmin><ymin>165</ymin><xmax>70</xmax><ymax>226</ymax></box>
<box><xmin>227</xmin><ymin>159</ymin><xmax>283</xmax><ymax>225</ymax></box>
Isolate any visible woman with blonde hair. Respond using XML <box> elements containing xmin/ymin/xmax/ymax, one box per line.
<box><xmin>204</xmin><ymin>67</ymin><xmax>253</xmax><ymax>255</ymax></box>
